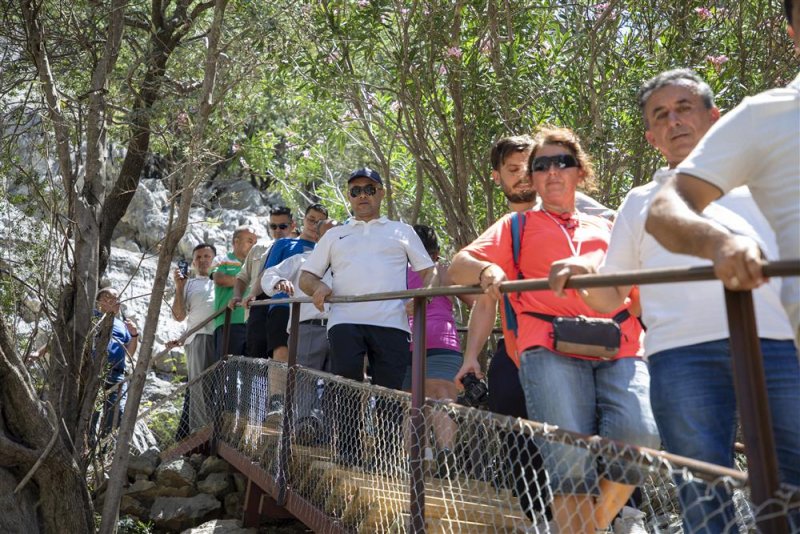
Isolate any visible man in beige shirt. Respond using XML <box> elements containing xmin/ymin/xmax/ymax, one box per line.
<box><xmin>229</xmin><ymin>206</ymin><xmax>295</xmax><ymax>358</ymax></box>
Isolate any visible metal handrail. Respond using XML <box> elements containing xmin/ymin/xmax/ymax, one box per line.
<box><xmin>204</xmin><ymin>259</ymin><xmax>799</xmax><ymax>533</ymax></box>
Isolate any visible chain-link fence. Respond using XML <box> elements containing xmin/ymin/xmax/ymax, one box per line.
<box><xmin>121</xmin><ymin>357</ymin><xmax>794</xmax><ymax>533</ymax></box>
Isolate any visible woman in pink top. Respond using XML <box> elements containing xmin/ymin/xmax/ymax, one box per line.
<box><xmin>405</xmin><ymin>225</ymin><xmax>475</xmax><ymax>476</ymax></box>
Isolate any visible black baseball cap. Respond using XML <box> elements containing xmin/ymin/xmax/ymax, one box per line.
<box><xmin>348</xmin><ymin>167</ymin><xmax>383</xmax><ymax>185</ymax></box>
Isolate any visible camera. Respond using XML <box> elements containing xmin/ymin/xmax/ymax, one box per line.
<box><xmin>458</xmin><ymin>373</ymin><xmax>489</xmax><ymax>409</ymax></box>
<box><xmin>177</xmin><ymin>259</ymin><xmax>189</xmax><ymax>279</ymax></box>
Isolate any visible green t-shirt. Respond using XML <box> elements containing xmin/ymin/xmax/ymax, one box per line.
<box><xmin>212</xmin><ymin>252</ymin><xmax>247</xmax><ymax>328</ymax></box>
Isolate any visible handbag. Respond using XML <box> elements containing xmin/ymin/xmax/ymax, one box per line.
<box><xmin>525</xmin><ymin>310</ymin><xmax>631</xmax><ymax>359</ymax></box>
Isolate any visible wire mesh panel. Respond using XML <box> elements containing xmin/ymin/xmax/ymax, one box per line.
<box><xmin>280</xmin><ymin>367</ymin><xmax>800</xmax><ymax>533</ymax></box>
<box><xmin>116</xmin><ymin>357</ymin><xmax>800</xmax><ymax>533</ymax></box>
<box><xmin>215</xmin><ymin>357</ymin><xmax>286</xmax><ymax>478</ymax></box>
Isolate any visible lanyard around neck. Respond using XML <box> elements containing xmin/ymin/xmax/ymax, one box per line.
<box><xmin>541</xmin><ymin>209</ymin><xmax>582</xmax><ymax>257</ymax></box>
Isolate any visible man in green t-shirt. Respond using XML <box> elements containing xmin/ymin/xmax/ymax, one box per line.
<box><xmin>211</xmin><ymin>225</ymin><xmax>258</xmax><ymax>357</ymax></box>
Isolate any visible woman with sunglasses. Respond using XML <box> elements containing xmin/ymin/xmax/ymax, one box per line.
<box><xmin>450</xmin><ymin>126</ymin><xmax>658</xmax><ymax>533</ymax></box>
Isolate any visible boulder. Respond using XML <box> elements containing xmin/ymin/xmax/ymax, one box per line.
<box><xmin>197</xmin><ymin>473</ymin><xmax>231</xmax><ymax>497</ymax></box>
<box><xmin>127</xmin><ymin>447</ymin><xmax>160</xmax><ymax>478</ymax></box>
<box><xmin>198</xmin><ymin>456</ymin><xmax>230</xmax><ymax>477</ymax></box>
<box><xmin>143</xmin><ymin>373</ymin><xmax>179</xmax><ymax>402</ymax></box>
<box><xmin>120</xmin><ymin>495</ymin><xmax>148</xmax><ymax>519</ymax></box>
<box><xmin>232</xmin><ymin>473</ymin><xmax>246</xmax><ymax>494</ymax></box>
<box><xmin>181</xmin><ymin>519</ymin><xmax>256</xmax><ymax>534</ymax></box>
<box><xmin>188</xmin><ymin>453</ymin><xmax>207</xmax><ymax>471</ymax></box>
<box><xmin>150</xmin><ymin>494</ymin><xmax>221</xmax><ymax>532</ymax></box>
<box><xmin>131</xmin><ymin>419</ymin><xmax>159</xmax><ymax>454</ymax></box>
<box><xmin>223</xmin><ymin>492</ymin><xmax>243</xmax><ymax>518</ymax></box>
<box><xmin>155</xmin><ymin>458</ymin><xmax>197</xmax><ymax>488</ymax></box>
<box><xmin>216</xmin><ymin>181</ymin><xmax>263</xmax><ymax>211</ymax></box>
<box><xmin>126</xmin><ymin>479</ymin><xmax>196</xmax><ymax>502</ymax></box>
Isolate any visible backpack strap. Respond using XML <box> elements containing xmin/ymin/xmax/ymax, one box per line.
<box><xmin>503</xmin><ymin>212</ymin><xmax>526</xmax><ymax>337</ymax></box>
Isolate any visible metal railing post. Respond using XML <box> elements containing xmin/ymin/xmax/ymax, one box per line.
<box><xmin>724</xmin><ymin>289</ymin><xmax>786</xmax><ymax>533</ymax></box>
<box><xmin>221</xmin><ymin>308</ymin><xmax>232</xmax><ymax>356</ymax></box>
<box><xmin>277</xmin><ymin>301</ymin><xmax>301</xmax><ymax>506</ymax></box>
<box><xmin>410</xmin><ymin>296</ymin><xmax>427</xmax><ymax>534</ymax></box>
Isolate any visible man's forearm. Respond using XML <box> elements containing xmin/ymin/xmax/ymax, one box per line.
<box><xmin>646</xmin><ymin>176</ymin><xmax>726</xmax><ymax>260</ymax></box>
<box><xmin>299</xmin><ymin>270</ymin><xmax>324</xmax><ymax>295</ymax></box>
<box><xmin>449</xmin><ymin>251</ymin><xmax>491</xmax><ymax>286</ymax></box>
<box><xmin>232</xmin><ymin>278</ymin><xmax>247</xmax><ymax>299</ymax></box>
<box><xmin>171</xmin><ymin>287</ymin><xmax>187</xmax><ymax>321</ymax></box>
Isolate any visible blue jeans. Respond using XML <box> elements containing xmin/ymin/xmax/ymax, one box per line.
<box><xmin>519</xmin><ymin>348</ymin><xmax>659</xmax><ymax>495</ymax></box>
<box><xmin>649</xmin><ymin>338</ymin><xmax>800</xmax><ymax>534</ymax></box>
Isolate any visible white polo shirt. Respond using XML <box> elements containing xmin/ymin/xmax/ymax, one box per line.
<box><xmin>602</xmin><ymin>168</ymin><xmax>794</xmax><ymax>357</ymax></box>
<box><xmin>676</xmin><ymin>71</ymin><xmax>800</xmax><ymax>340</ymax></box>
<box><xmin>301</xmin><ymin>217</ymin><xmax>434</xmax><ymax>332</ymax></box>
<box><xmin>184</xmin><ymin>276</ymin><xmax>215</xmax><ymax>344</ymax></box>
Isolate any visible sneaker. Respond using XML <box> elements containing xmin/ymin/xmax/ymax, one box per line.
<box><xmin>613</xmin><ymin>506</ymin><xmax>647</xmax><ymax>534</ymax></box>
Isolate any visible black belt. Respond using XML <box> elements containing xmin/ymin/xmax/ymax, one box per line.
<box><xmin>299</xmin><ymin>319</ymin><xmax>327</xmax><ymax>326</ymax></box>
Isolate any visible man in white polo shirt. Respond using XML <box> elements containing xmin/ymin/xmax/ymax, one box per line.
<box><xmin>300</xmin><ymin>167</ymin><xmax>434</xmax><ymax>467</ymax></box>
<box><xmin>550</xmin><ymin>69</ymin><xmax>800</xmax><ymax>533</ymax></box>
<box><xmin>300</xmin><ymin>168</ymin><xmax>434</xmax><ymax>388</ymax></box>
<box><xmin>645</xmin><ymin>1</ymin><xmax>800</xmax><ymax>347</ymax></box>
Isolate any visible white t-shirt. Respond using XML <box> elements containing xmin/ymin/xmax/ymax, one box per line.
<box><xmin>301</xmin><ymin>217</ymin><xmax>434</xmax><ymax>332</ymax></box>
<box><xmin>602</xmin><ymin>168</ymin><xmax>793</xmax><ymax>357</ymax></box>
<box><xmin>261</xmin><ymin>251</ymin><xmax>333</xmax><ymax>330</ymax></box>
<box><xmin>184</xmin><ymin>276</ymin><xmax>215</xmax><ymax>344</ymax></box>
<box><xmin>675</xmin><ymin>71</ymin><xmax>800</xmax><ymax>339</ymax></box>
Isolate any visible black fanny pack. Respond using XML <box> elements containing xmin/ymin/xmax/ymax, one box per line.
<box><xmin>524</xmin><ymin>310</ymin><xmax>631</xmax><ymax>359</ymax></box>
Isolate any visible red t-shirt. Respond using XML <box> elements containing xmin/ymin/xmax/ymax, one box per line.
<box><xmin>464</xmin><ymin>210</ymin><xmax>643</xmax><ymax>366</ymax></box>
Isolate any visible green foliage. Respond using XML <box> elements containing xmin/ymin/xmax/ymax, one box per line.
<box><xmin>234</xmin><ymin>0</ymin><xmax>796</xmax><ymax>247</ymax></box>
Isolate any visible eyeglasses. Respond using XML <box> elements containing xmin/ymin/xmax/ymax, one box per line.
<box><xmin>531</xmin><ymin>154</ymin><xmax>579</xmax><ymax>172</ymax></box>
<box><xmin>349</xmin><ymin>184</ymin><xmax>379</xmax><ymax>198</ymax></box>
<box><xmin>270</xmin><ymin>223</ymin><xmax>290</xmax><ymax>230</ymax></box>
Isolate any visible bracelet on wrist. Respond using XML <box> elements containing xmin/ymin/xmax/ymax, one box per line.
<box><xmin>478</xmin><ymin>263</ymin><xmax>494</xmax><ymax>284</ymax></box>
<box><xmin>131</xmin><ymin>333</ymin><xmax>139</xmax><ymax>337</ymax></box>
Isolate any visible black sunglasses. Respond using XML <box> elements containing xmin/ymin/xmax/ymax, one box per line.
<box><xmin>531</xmin><ymin>154</ymin><xmax>579</xmax><ymax>172</ymax></box>
<box><xmin>270</xmin><ymin>223</ymin><xmax>290</xmax><ymax>230</ymax></box>
<box><xmin>349</xmin><ymin>184</ymin><xmax>379</xmax><ymax>198</ymax></box>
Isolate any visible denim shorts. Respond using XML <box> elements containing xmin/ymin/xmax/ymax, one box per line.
<box><xmin>518</xmin><ymin>347</ymin><xmax>660</xmax><ymax>495</ymax></box>
<box><xmin>402</xmin><ymin>348</ymin><xmax>463</xmax><ymax>390</ymax></box>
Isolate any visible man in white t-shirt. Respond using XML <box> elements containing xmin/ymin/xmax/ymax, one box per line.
<box><xmin>170</xmin><ymin>243</ymin><xmax>217</xmax><ymax>435</ymax></box>
<box><xmin>300</xmin><ymin>167</ymin><xmax>434</xmax><ymax>466</ymax></box>
<box><xmin>645</xmin><ymin>2</ymin><xmax>800</xmax><ymax>348</ymax></box>
<box><xmin>550</xmin><ymin>69</ymin><xmax>800</xmax><ymax>533</ymax></box>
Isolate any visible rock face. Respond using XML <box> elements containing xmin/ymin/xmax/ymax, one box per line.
<box><xmin>150</xmin><ymin>493</ymin><xmax>222</xmax><ymax>531</ymax></box>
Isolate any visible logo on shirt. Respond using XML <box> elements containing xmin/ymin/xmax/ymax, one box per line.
<box><xmin>338</xmin><ymin>234</ymin><xmax>352</xmax><ymax>240</ymax></box>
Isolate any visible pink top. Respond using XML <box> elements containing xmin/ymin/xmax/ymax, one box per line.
<box><xmin>407</xmin><ymin>267</ymin><xmax>461</xmax><ymax>352</ymax></box>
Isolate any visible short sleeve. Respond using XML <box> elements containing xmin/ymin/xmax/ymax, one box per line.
<box><xmin>405</xmin><ymin>226</ymin><xmax>435</xmax><ymax>272</ymax></box>
<box><xmin>461</xmin><ymin>215</ymin><xmax>514</xmax><ymax>275</ymax></box>
<box><xmin>599</xmin><ymin>195</ymin><xmax>642</xmax><ymax>274</ymax></box>
<box><xmin>302</xmin><ymin>232</ymin><xmax>333</xmax><ymax>278</ymax></box>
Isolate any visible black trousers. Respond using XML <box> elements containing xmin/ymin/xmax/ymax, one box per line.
<box><xmin>327</xmin><ymin>324</ymin><xmax>410</xmax><ymax>466</ymax></box>
<box><xmin>488</xmin><ymin>338</ymin><xmax>551</xmax><ymax>520</ymax></box>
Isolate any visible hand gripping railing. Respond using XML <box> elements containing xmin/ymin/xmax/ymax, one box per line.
<box><xmin>206</xmin><ymin>260</ymin><xmax>798</xmax><ymax>533</ymax></box>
